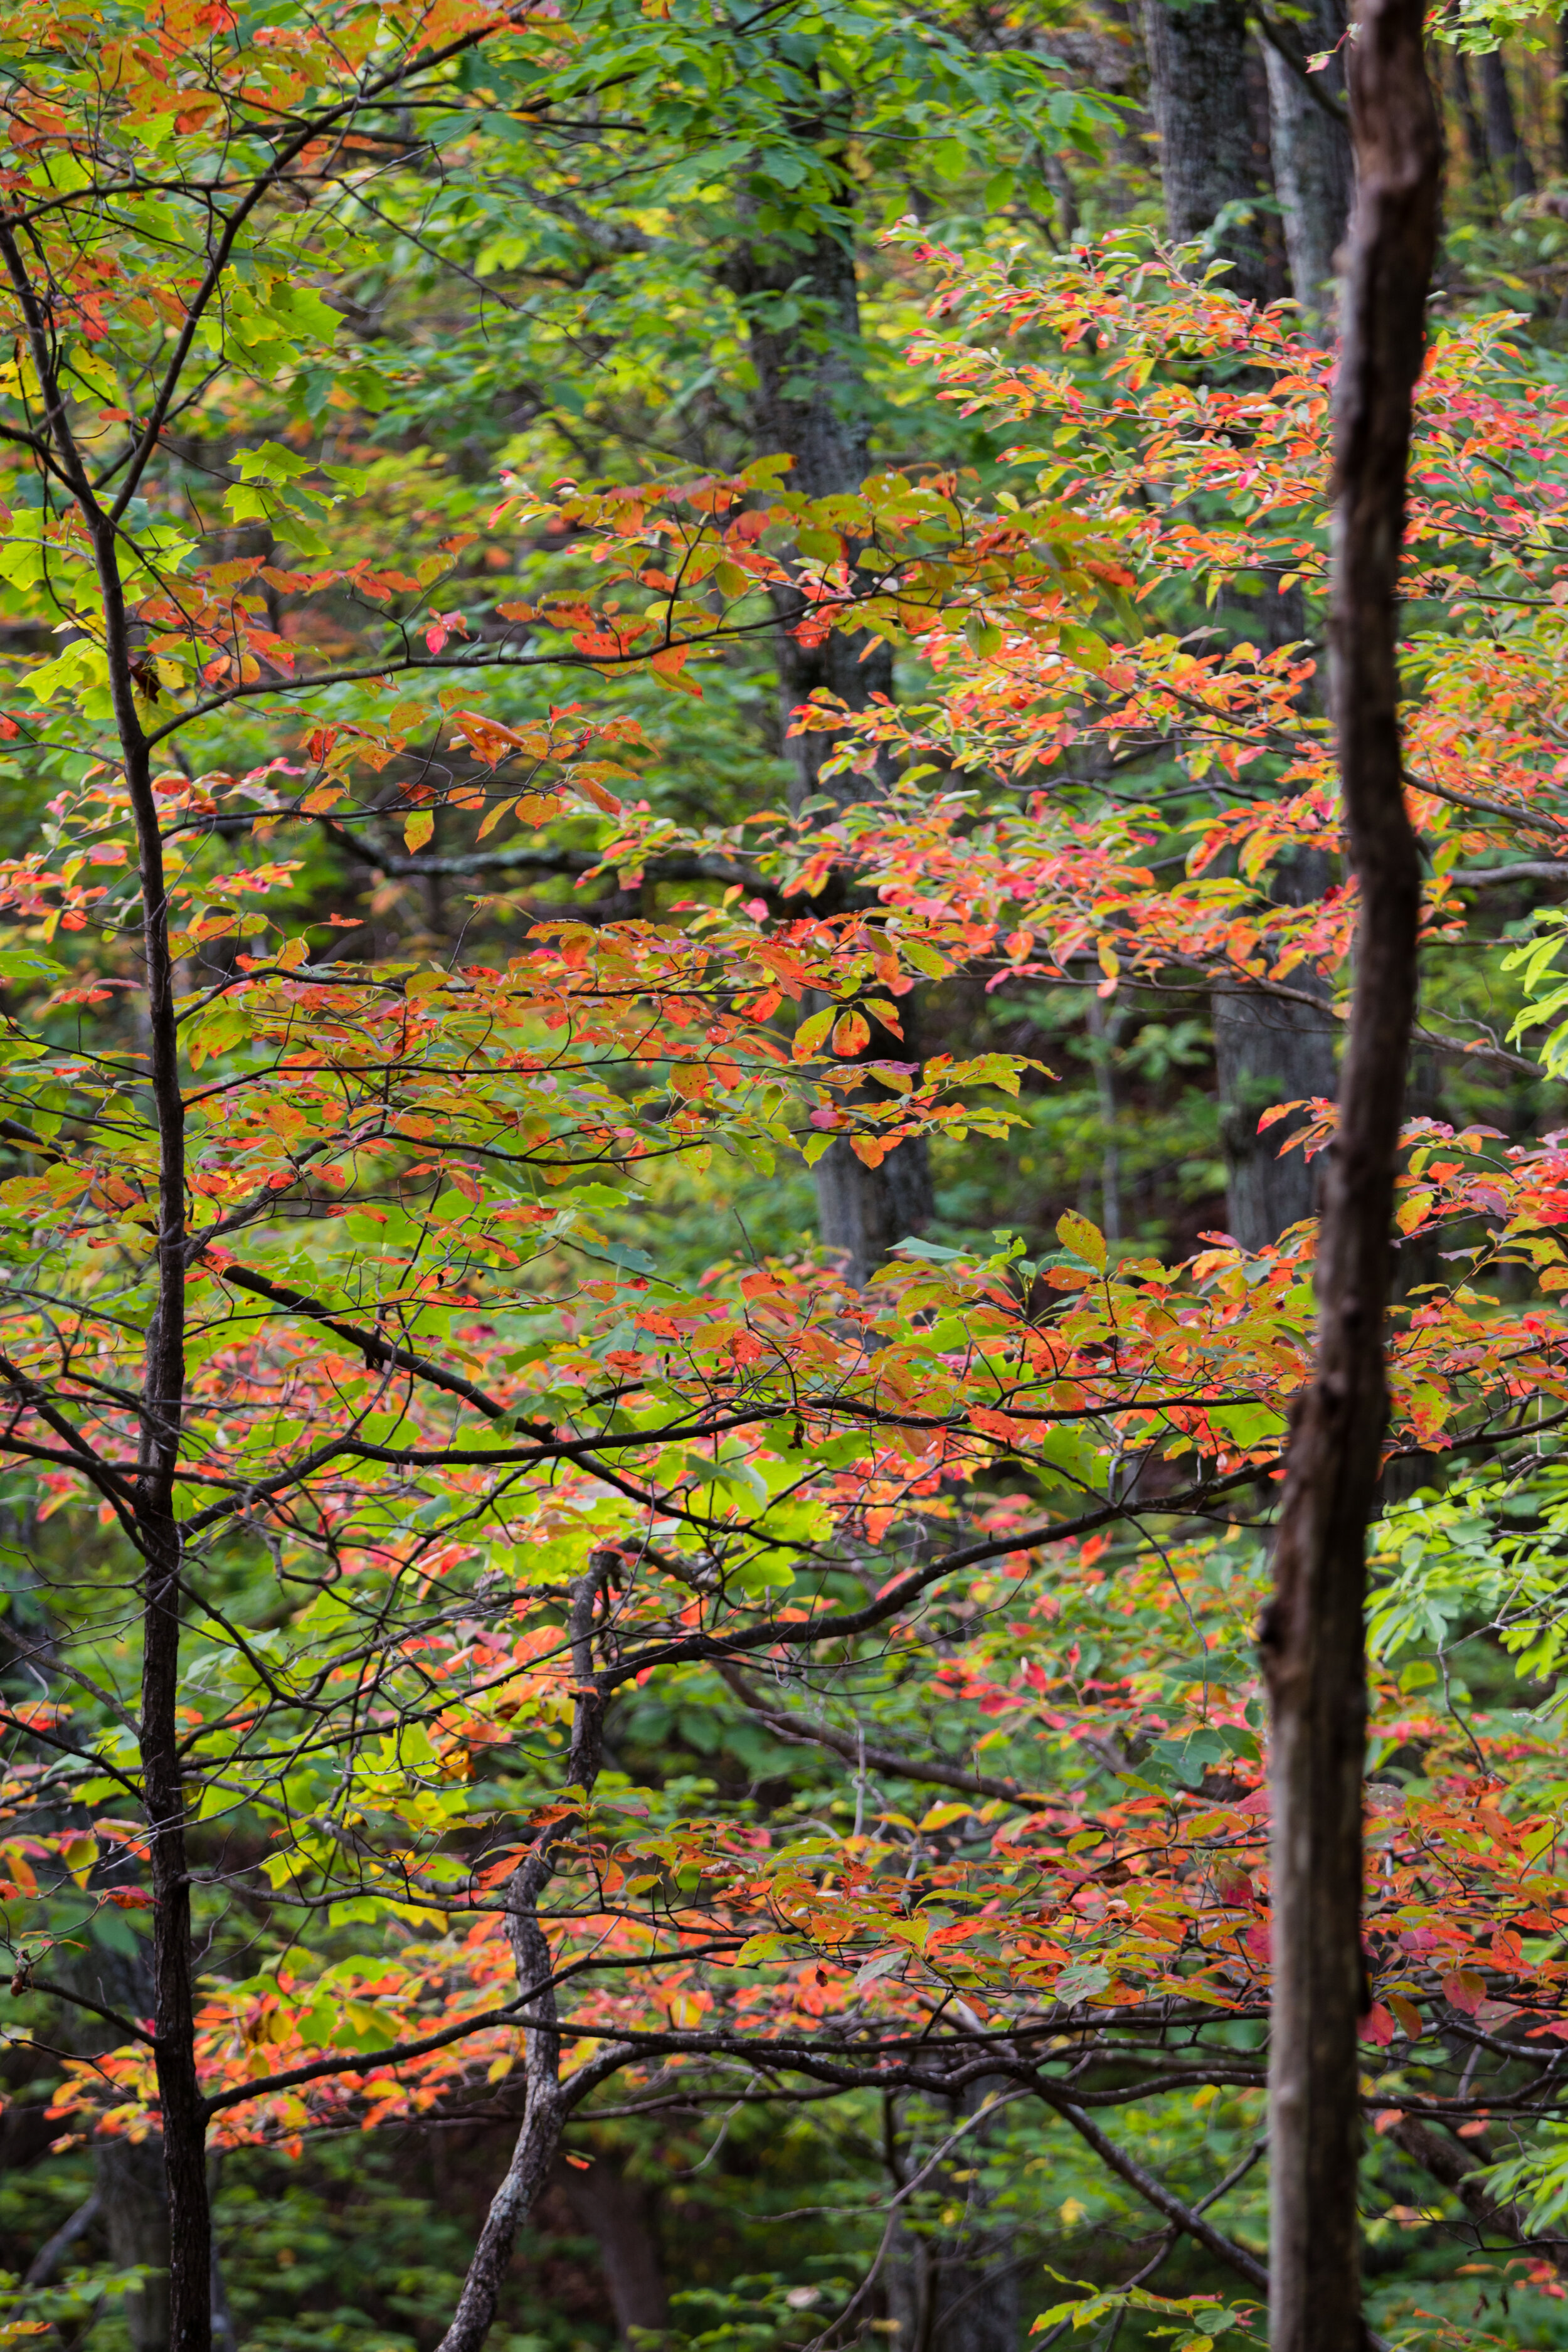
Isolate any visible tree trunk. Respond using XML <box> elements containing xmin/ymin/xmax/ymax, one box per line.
<box><xmin>726</xmin><ymin>137</ymin><xmax>932</xmax><ymax>1283</ymax></box>
<box><xmin>1261</xmin><ymin>0</ymin><xmax>1355</xmax><ymax>320</ymax></box>
<box><xmin>100</xmin><ymin>2134</ymin><xmax>174</xmax><ymax>2352</ymax></box>
<box><xmin>1213</xmin><ymin>578</ymin><xmax>1338</xmax><ymax>1252</ymax></box>
<box><xmin>1479</xmin><ymin>50</ymin><xmax>1536</xmax><ymax>198</ymax></box>
<box><xmin>554</xmin><ymin>2156</ymin><xmax>669</xmax><ymax>2339</ymax></box>
<box><xmin>1451</xmin><ymin>52</ymin><xmax>1492</xmax><ymax>196</ymax></box>
<box><xmin>1142</xmin><ymin>0</ymin><xmax>1274</xmax><ymax>304</ymax></box>
<box><xmin>886</xmin><ymin>2089</ymin><xmax>1018</xmax><ymax>2352</ymax></box>
<box><xmin>63</xmin><ymin>1938</ymin><xmax>174</xmax><ymax>2351</ymax></box>
<box><xmin>1258</xmin><ymin>4</ymin><xmax>1439</xmax><ymax>2349</ymax></box>
<box><xmin>1213</xmin><ymin>985</ymin><xmax>1336</xmax><ymax>1249</ymax></box>
<box><xmin>437</xmin><ymin>1564</ymin><xmax>609</xmax><ymax>2352</ymax></box>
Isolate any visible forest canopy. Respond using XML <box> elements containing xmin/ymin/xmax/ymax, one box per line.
<box><xmin>1</xmin><ymin>4</ymin><xmax>1567</xmax><ymax>2352</ymax></box>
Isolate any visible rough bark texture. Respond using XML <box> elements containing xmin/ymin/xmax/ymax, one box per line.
<box><xmin>726</xmin><ymin>154</ymin><xmax>931</xmax><ymax>1282</ymax></box>
<box><xmin>1142</xmin><ymin>0</ymin><xmax>1273</xmax><ymax>304</ymax></box>
<box><xmin>1261</xmin><ymin>0</ymin><xmax>1354</xmax><ymax>319</ymax></box>
<box><xmin>1257</xmin><ymin>4</ymin><xmax>1439</xmax><ymax>2347</ymax></box>
<box><xmin>436</xmin><ymin>1564</ymin><xmax>608</xmax><ymax>2352</ymax></box>
<box><xmin>554</xmin><ymin>2157</ymin><xmax>669</xmax><ymax>2339</ymax></box>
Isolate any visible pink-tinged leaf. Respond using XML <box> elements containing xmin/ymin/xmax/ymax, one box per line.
<box><xmin>1442</xmin><ymin>1969</ymin><xmax>1485</xmax><ymax>2015</ymax></box>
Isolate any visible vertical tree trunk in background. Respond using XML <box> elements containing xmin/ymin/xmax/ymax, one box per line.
<box><xmin>727</xmin><ymin>160</ymin><xmax>933</xmax><ymax>1285</ymax></box>
<box><xmin>1143</xmin><ymin>8</ymin><xmax>1336</xmax><ymax>1242</ymax></box>
<box><xmin>65</xmin><ymin>1939</ymin><xmax>173</xmax><ymax>2351</ymax></box>
<box><xmin>1214</xmin><ymin>581</ymin><xmax>1338</xmax><ymax>1249</ymax></box>
<box><xmin>1142</xmin><ymin>0</ymin><xmax>1273</xmax><ymax>303</ymax></box>
<box><xmin>1259</xmin><ymin>3</ymin><xmax>1438</xmax><ymax>2347</ymax></box>
<box><xmin>1261</xmin><ymin>0</ymin><xmax>1355</xmax><ymax>320</ymax></box>
<box><xmin>1451</xmin><ymin>52</ymin><xmax>1492</xmax><ymax>196</ymax></box>
<box><xmin>1213</xmin><ymin>984</ymin><xmax>1336</xmax><ymax>1249</ymax></box>
<box><xmin>1480</xmin><ymin>50</ymin><xmax>1536</xmax><ymax>198</ymax></box>
<box><xmin>1559</xmin><ymin>13</ymin><xmax>1568</xmax><ymax>179</ymax></box>
<box><xmin>100</xmin><ymin>2135</ymin><xmax>174</xmax><ymax>2352</ymax></box>
<box><xmin>554</xmin><ymin>2157</ymin><xmax>669</xmax><ymax>2340</ymax></box>
<box><xmin>886</xmin><ymin>2087</ymin><xmax>1018</xmax><ymax>2352</ymax></box>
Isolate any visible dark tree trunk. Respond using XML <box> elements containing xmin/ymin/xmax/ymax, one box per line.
<box><xmin>724</xmin><ymin>206</ymin><xmax>892</xmax><ymax>814</ymax></box>
<box><xmin>554</xmin><ymin>2157</ymin><xmax>669</xmax><ymax>2339</ymax></box>
<box><xmin>726</xmin><ymin>144</ymin><xmax>932</xmax><ymax>1283</ymax></box>
<box><xmin>1261</xmin><ymin>0</ymin><xmax>1355</xmax><ymax>320</ymax></box>
<box><xmin>886</xmin><ymin>2089</ymin><xmax>1018</xmax><ymax>2352</ymax></box>
<box><xmin>1142</xmin><ymin>0</ymin><xmax>1274</xmax><ymax>304</ymax></box>
<box><xmin>100</xmin><ymin>2134</ymin><xmax>174</xmax><ymax>2352</ymax></box>
<box><xmin>1258</xmin><ymin>4</ymin><xmax>1439</xmax><ymax>2349</ymax></box>
<box><xmin>1213</xmin><ymin>983</ymin><xmax>1336</xmax><ymax>1249</ymax></box>
<box><xmin>1479</xmin><ymin>50</ymin><xmax>1536</xmax><ymax>197</ymax></box>
<box><xmin>1451</xmin><ymin>52</ymin><xmax>1492</xmax><ymax>194</ymax></box>
<box><xmin>62</xmin><ymin>1939</ymin><xmax>174</xmax><ymax>2351</ymax></box>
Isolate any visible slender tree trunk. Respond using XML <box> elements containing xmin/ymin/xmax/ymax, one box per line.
<box><xmin>1261</xmin><ymin>0</ymin><xmax>1355</xmax><ymax>321</ymax></box>
<box><xmin>103</xmin><ymin>536</ymin><xmax>209</xmax><ymax>2352</ymax></box>
<box><xmin>0</xmin><ymin>217</ymin><xmax>211</xmax><ymax>2352</ymax></box>
<box><xmin>1480</xmin><ymin>49</ymin><xmax>1536</xmax><ymax>197</ymax></box>
<box><xmin>1142</xmin><ymin>0</ymin><xmax>1274</xmax><ymax>304</ymax></box>
<box><xmin>1559</xmin><ymin>13</ymin><xmax>1568</xmax><ymax>179</ymax></box>
<box><xmin>1258</xmin><ymin>7</ymin><xmax>1439</xmax><ymax>2351</ymax></box>
<box><xmin>726</xmin><ymin>142</ymin><xmax>932</xmax><ymax>1284</ymax></box>
<box><xmin>437</xmin><ymin>1564</ymin><xmax>608</xmax><ymax>2352</ymax></box>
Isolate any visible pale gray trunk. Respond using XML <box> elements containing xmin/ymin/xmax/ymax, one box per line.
<box><xmin>1212</xmin><ymin>568</ymin><xmax>1338</xmax><ymax>1250</ymax></box>
<box><xmin>1142</xmin><ymin>0</ymin><xmax>1273</xmax><ymax>303</ymax></box>
<box><xmin>1261</xmin><ymin>0</ymin><xmax>1353</xmax><ymax>320</ymax></box>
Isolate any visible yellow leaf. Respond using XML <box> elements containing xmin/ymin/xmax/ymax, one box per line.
<box><xmin>404</xmin><ymin>810</ymin><xmax>434</xmax><ymax>852</ymax></box>
<box><xmin>1056</xmin><ymin>1209</ymin><xmax>1106</xmax><ymax>1271</ymax></box>
<box><xmin>918</xmin><ymin>1800</ymin><xmax>970</xmax><ymax>1832</ymax></box>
